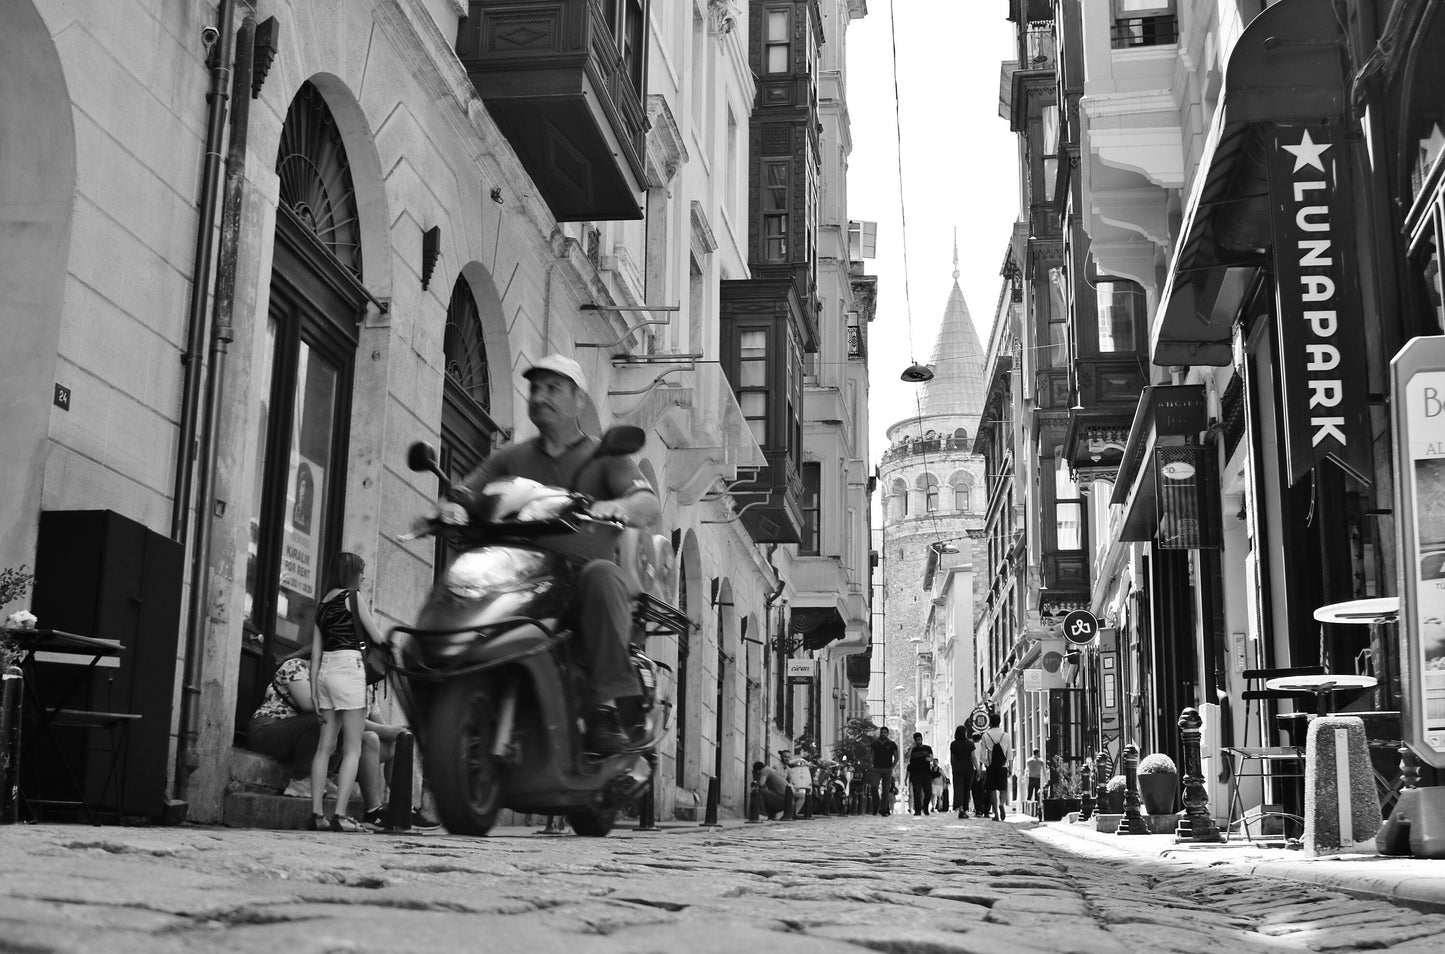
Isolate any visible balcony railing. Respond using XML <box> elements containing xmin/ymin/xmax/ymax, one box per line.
<box><xmin>1021</xmin><ymin>23</ymin><xmax>1057</xmax><ymax>71</ymax></box>
<box><xmin>1111</xmin><ymin>16</ymin><xmax>1178</xmax><ymax>49</ymax></box>
<box><xmin>879</xmin><ymin>435</ymin><xmax>972</xmax><ymax>464</ymax></box>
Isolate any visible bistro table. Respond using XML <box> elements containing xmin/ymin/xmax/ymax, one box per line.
<box><xmin>1313</xmin><ymin>597</ymin><xmax>1400</xmax><ymax>625</ymax></box>
<box><xmin>1265</xmin><ymin>672</ymin><xmax>1379</xmax><ymax>717</ymax></box>
<box><xmin>0</xmin><ymin>627</ymin><xmax>127</xmax><ymax>824</ymax></box>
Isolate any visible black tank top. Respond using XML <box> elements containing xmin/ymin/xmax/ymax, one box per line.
<box><xmin>316</xmin><ymin>589</ymin><xmax>364</xmax><ymax>653</ymax></box>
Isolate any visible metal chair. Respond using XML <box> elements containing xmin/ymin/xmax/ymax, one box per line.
<box><xmin>1223</xmin><ymin>666</ymin><xmax>1322</xmax><ymax>842</ymax></box>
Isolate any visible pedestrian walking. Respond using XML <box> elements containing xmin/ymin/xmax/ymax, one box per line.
<box><xmin>979</xmin><ymin>711</ymin><xmax>1011</xmax><ymax>821</ymax></box>
<box><xmin>949</xmin><ymin>725</ymin><xmax>975</xmax><ymax>818</ymax></box>
<box><xmin>308</xmin><ymin>552</ymin><xmax>383</xmax><ymax>833</ymax></box>
<box><xmin>904</xmin><ymin>732</ymin><xmax>935</xmax><ymax>816</ymax></box>
<box><xmin>1025</xmin><ymin>748</ymin><xmax>1045</xmax><ymax>818</ymax></box>
<box><xmin>868</xmin><ymin>727</ymin><xmax>899</xmax><ymax>816</ymax></box>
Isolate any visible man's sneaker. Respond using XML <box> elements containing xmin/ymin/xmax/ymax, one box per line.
<box><xmin>306</xmin><ymin>813</ymin><xmax>329</xmax><ymax>831</ymax></box>
<box><xmin>284</xmin><ymin>777</ymin><xmax>312</xmax><ymax>798</ymax></box>
<box><xmin>409</xmin><ymin>809</ymin><xmax>441</xmax><ymax>832</ymax></box>
<box><xmin>584</xmin><ymin>705</ymin><xmax>631</xmax><ymax>755</ymax></box>
<box><xmin>330</xmin><ymin>814</ymin><xmax>364</xmax><ymax>833</ymax></box>
<box><xmin>360</xmin><ymin>807</ymin><xmax>389</xmax><ymax>832</ymax></box>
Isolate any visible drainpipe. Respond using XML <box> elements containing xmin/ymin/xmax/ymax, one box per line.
<box><xmin>762</xmin><ymin>544</ymin><xmax>785</xmax><ymax>760</ymax></box>
<box><xmin>170</xmin><ymin>0</ymin><xmax>238</xmax><ymax>544</ymax></box>
<box><xmin>174</xmin><ymin>14</ymin><xmax>254</xmax><ymax>804</ymax></box>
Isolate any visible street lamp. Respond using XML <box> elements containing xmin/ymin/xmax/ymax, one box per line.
<box><xmin>900</xmin><ymin>362</ymin><xmax>934</xmax><ymax>383</ymax></box>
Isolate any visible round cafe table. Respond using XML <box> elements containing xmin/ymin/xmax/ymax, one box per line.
<box><xmin>1313</xmin><ymin>597</ymin><xmax>1399</xmax><ymax>625</ymax></box>
<box><xmin>1265</xmin><ymin>673</ymin><xmax>1379</xmax><ymax>717</ymax></box>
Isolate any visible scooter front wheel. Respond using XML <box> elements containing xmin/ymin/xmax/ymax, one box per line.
<box><xmin>425</xmin><ymin>674</ymin><xmax>503</xmax><ymax>836</ymax></box>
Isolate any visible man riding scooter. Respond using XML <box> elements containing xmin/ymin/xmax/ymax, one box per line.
<box><xmin>433</xmin><ymin>354</ymin><xmax>659</xmax><ymax>755</ymax></box>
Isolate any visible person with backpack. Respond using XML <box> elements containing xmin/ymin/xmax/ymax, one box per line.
<box><xmin>978</xmin><ymin>711</ymin><xmax>1011</xmax><ymax>821</ymax></box>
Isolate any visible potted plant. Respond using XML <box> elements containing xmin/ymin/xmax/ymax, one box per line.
<box><xmin>1104</xmin><ymin>774</ymin><xmax>1127</xmax><ymax>813</ymax></box>
<box><xmin>1040</xmin><ymin>762</ymin><xmax>1083</xmax><ymax>821</ymax></box>
<box><xmin>1137</xmin><ymin>752</ymin><xmax>1180</xmax><ymax>815</ymax></box>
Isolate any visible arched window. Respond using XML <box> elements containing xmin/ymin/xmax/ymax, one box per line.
<box><xmin>438</xmin><ymin>275</ymin><xmax>500</xmax><ymax>576</ymax></box>
<box><xmin>919</xmin><ymin>473</ymin><xmax>939</xmax><ymax>513</ymax></box>
<box><xmin>950</xmin><ymin>472</ymin><xmax>974</xmax><ymax>512</ymax></box>
<box><xmin>891</xmin><ymin>479</ymin><xmax>908</xmax><ymax>520</ymax></box>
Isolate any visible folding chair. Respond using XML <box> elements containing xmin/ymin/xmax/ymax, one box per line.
<box><xmin>1223</xmin><ymin>666</ymin><xmax>1322</xmax><ymax>842</ymax></box>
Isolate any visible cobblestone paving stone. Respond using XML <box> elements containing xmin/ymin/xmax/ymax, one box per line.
<box><xmin>0</xmin><ymin>815</ymin><xmax>1441</xmax><ymax>953</ymax></box>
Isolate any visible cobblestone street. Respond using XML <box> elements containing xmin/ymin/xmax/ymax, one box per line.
<box><xmin>2</xmin><ymin>814</ymin><xmax>1443</xmax><ymax>953</ymax></box>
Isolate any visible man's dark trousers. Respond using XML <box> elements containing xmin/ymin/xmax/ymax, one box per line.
<box><xmin>570</xmin><ymin>560</ymin><xmax>640</xmax><ymax>704</ymax></box>
<box><xmin>909</xmin><ymin>774</ymin><xmax>931</xmax><ymax>814</ymax></box>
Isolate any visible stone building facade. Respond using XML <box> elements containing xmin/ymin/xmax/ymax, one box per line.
<box><xmin>0</xmin><ymin>0</ymin><xmax>872</xmax><ymax>826</ymax></box>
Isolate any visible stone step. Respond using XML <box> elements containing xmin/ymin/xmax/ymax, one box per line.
<box><xmin>223</xmin><ymin>790</ymin><xmax>366</xmax><ymax>830</ymax></box>
<box><xmin>229</xmin><ymin>746</ymin><xmax>289</xmax><ymax>793</ymax></box>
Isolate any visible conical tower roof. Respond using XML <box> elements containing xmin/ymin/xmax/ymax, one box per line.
<box><xmin>918</xmin><ymin>236</ymin><xmax>987</xmax><ymax>426</ymax></box>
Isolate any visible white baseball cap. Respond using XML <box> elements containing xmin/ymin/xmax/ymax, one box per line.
<box><xmin>522</xmin><ymin>353</ymin><xmax>587</xmax><ymax>392</ymax></box>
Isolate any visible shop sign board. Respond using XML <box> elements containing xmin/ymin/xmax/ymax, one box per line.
<box><xmin>1023</xmin><ymin>668</ymin><xmax>1043</xmax><ymax>693</ymax></box>
<box><xmin>786</xmin><ymin>659</ymin><xmax>816</xmax><ymax>684</ymax></box>
<box><xmin>1062</xmin><ymin>610</ymin><xmax>1099</xmax><ymax>645</ymax></box>
<box><xmin>1392</xmin><ymin>335</ymin><xmax>1445</xmax><ymax>768</ymax></box>
<box><xmin>1268</xmin><ymin>123</ymin><xmax>1371</xmax><ymax>486</ymax></box>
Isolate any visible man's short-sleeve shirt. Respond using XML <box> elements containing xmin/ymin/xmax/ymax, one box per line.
<box><xmin>870</xmin><ymin>737</ymin><xmax>899</xmax><ymax>771</ymax></box>
<box><xmin>461</xmin><ymin>434</ymin><xmax>653</xmax><ymax>502</ymax></box>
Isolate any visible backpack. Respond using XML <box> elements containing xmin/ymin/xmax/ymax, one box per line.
<box><xmin>988</xmin><ymin>732</ymin><xmax>1006</xmax><ymax>770</ymax></box>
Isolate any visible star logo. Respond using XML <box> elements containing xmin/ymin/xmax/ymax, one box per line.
<box><xmin>1420</xmin><ymin>123</ymin><xmax>1445</xmax><ymax>170</ymax></box>
<box><xmin>1282</xmin><ymin>130</ymin><xmax>1332</xmax><ymax>173</ymax></box>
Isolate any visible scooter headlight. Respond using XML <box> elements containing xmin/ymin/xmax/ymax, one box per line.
<box><xmin>444</xmin><ymin>549</ymin><xmax>547</xmax><ymax>599</ymax></box>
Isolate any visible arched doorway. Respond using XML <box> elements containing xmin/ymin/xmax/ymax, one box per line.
<box><xmin>0</xmin><ymin>2</ymin><xmax>75</xmax><ymax>573</ymax></box>
<box><xmin>239</xmin><ymin>81</ymin><xmax>368</xmax><ymax>729</ymax></box>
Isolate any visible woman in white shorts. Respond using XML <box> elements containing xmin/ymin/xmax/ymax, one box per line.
<box><xmin>308</xmin><ymin>551</ymin><xmax>384</xmax><ymax>832</ymax></box>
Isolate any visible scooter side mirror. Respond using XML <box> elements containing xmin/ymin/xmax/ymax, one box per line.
<box><xmin>406</xmin><ymin>441</ymin><xmax>440</xmax><ymax>474</ymax></box>
<box><xmin>597</xmin><ymin>425</ymin><xmax>646</xmax><ymax>458</ymax></box>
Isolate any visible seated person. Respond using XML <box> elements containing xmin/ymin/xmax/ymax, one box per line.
<box><xmin>248</xmin><ymin>650</ymin><xmax>437</xmax><ymax>831</ymax></box>
<box><xmin>751</xmin><ymin>761</ymin><xmax>787</xmax><ymax>819</ymax></box>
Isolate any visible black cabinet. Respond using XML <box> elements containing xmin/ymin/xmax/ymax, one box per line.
<box><xmin>27</xmin><ymin>510</ymin><xmax>182</xmax><ymax>820</ymax></box>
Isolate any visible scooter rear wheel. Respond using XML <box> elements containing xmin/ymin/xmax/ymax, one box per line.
<box><xmin>425</xmin><ymin>674</ymin><xmax>502</xmax><ymax>836</ymax></box>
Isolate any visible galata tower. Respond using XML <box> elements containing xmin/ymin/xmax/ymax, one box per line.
<box><xmin>877</xmin><ymin>242</ymin><xmax>987</xmax><ymax>741</ymax></box>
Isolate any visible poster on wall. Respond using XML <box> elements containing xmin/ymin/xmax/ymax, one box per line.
<box><xmin>1392</xmin><ymin>336</ymin><xmax>1445</xmax><ymax>767</ymax></box>
<box><xmin>279</xmin><ymin>453</ymin><xmax>322</xmax><ymax>600</ymax></box>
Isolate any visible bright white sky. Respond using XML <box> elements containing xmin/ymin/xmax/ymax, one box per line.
<box><xmin>845</xmin><ymin>2</ymin><xmax>1020</xmax><ymax>468</ymax></box>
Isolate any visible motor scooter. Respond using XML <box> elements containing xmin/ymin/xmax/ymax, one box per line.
<box><xmin>391</xmin><ymin>426</ymin><xmax>677</xmax><ymax>836</ymax></box>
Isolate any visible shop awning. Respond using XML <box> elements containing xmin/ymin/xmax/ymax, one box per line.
<box><xmin>1150</xmin><ymin>0</ymin><xmax>1347</xmax><ymax>367</ymax></box>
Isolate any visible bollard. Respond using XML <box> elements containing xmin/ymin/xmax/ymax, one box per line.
<box><xmin>1174</xmin><ymin>707</ymin><xmax>1223</xmax><ymax>843</ymax></box>
<box><xmin>1079</xmin><ymin>760</ymin><xmax>1095</xmax><ymax>821</ymax></box>
<box><xmin>385</xmin><ymin>730</ymin><xmax>415</xmax><ymax>832</ymax></box>
<box><xmin>701</xmin><ymin>774</ymin><xmax>721</xmax><ymax>827</ymax></box>
<box><xmin>1301</xmin><ymin>716</ymin><xmax>1380</xmax><ymax>854</ymax></box>
<box><xmin>782</xmin><ymin>784</ymin><xmax>795</xmax><ymax>820</ymax></box>
<box><xmin>0</xmin><ymin>664</ymin><xmax>21</xmax><ymax>825</ymax></box>
<box><xmin>1117</xmin><ymin>744</ymin><xmax>1149</xmax><ymax>835</ymax></box>
<box><xmin>635</xmin><ymin>752</ymin><xmax>660</xmax><ymax>832</ymax></box>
